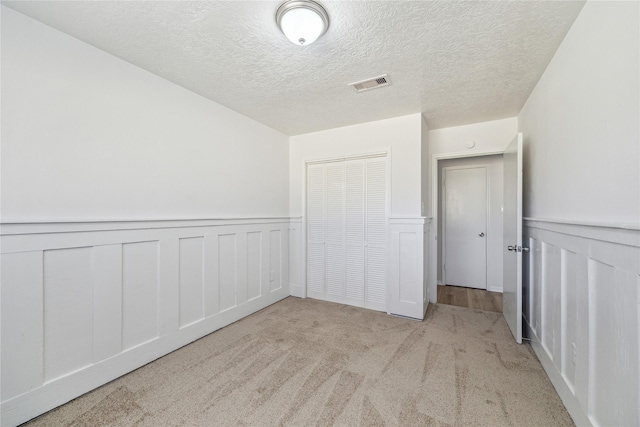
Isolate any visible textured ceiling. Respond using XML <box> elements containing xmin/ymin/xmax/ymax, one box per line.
<box><xmin>3</xmin><ymin>1</ymin><xmax>585</xmax><ymax>135</ymax></box>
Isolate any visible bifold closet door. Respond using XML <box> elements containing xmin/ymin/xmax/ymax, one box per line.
<box><xmin>306</xmin><ymin>156</ymin><xmax>387</xmax><ymax>311</ymax></box>
<box><xmin>344</xmin><ymin>159</ymin><xmax>365</xmax><ymax>305</ymax></box>
<box><xmin>364</xmin><ymin>157</ymin><xmax>387</xmax><ymax>311</ymax></box>
<box><xmin>324</xmin><ymin>162</ymin><xmax>345</xmax><ymax>302</ymax></box>
<box><xmin>306</xmin><ymin>163</ymin><xmax>325</xmax><ymax>300</ymax></box>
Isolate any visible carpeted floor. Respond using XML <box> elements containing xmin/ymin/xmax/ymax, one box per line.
<box><xmin>23</xmin><ymin>297</ymin><xmax>573</xmax><ymax>426</ymax></box>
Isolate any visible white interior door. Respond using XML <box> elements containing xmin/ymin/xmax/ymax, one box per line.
<box><xmin>443</xmin><ymin>167</ymin><xmax>487</xmax><ymax>289</ymax></box>
<box><xmin>503</xmin><ymin>133</ymin><xmax>524</xmax><ymax>344</ymax></box>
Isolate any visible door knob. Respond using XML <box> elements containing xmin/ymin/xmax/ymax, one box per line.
<box><xmin>507</xmin><ymin>245</ymin><xmax>515</xmax><ymax>251</ymax></box>
<box><xmin>479</xmin><ymin>232</ymin><xmax>485</xmax><ymax>237</ymax></box>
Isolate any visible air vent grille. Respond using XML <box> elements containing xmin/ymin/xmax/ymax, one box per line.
<box><xmin>348</xmin><ymin>74</ymin><xmax>391</xmax><ymax>93</ymax></box>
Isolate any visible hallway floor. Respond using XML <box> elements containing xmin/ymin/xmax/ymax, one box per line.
<box><xmin>437</xmin><ymin>285</ymin><xmax>503</xmax><ymax>313</ymax></box>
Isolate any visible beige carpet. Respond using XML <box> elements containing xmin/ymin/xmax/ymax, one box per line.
<box><xmin>24</xmin><ymin>297</ymin><xmax>573</xmax><ymax>426</ymax></box>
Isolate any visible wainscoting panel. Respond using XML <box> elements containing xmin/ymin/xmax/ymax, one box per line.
<box><xmin>270</xmin><ymin>229</ymin><xmax>282</xmax><ymax>292</ymax></box>
<box><xmin>0</xmin><ymin>218</ymin><xmax>291</xmax><ymax>427</ymax></box>
<box><xmin>289</xmin><ymin>218</ymin><xmax>303</xmax><ymax>298</ymax></box>
<box><xmin>388</xmin><ymin>217</ymin><xmax>428</xmax><ymax>319</ymax></box>
<box><xmin>218</xmin><ymin>233</ymin><xmax>237</xmax><ymax>312</ymax></box>
<box><xmin>1</xmin><ymin>251</ymin><xmax>44</xmax><ymax>402</ymax></box>
<box><xmin>179</xmin><ymin>237</ymin><xmax>205</xmax><ymax>327</ymax></box>
<box><xmin>122</xmin><ymin>241</ymin><xmax>160</xmax><ymax>350</ymax></box>
<box><xmin>280</xmin><ymin>228</ymin><xmax>290</xmax><ymax>292</ymax></box>
<box><xmin>44</xmin><ymin>247</ymin><xmax>93</xmax><ymax>382</ymax></box>
<box><xmin>524</xmin><ymin>219</ymin><xmax>639</xmax><ymax>427</ymax></box>
<box><xmin>247</xmin><ymin>231</ymin><xmax>262</xmax><ymax>301</ymax></box>
<box><xmin>91</xmin><ymin>244</ymin><xmax>123</xmax><ymax>362</ymax></box>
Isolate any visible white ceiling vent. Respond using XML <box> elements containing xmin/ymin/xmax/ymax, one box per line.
<box><xmin>348</xmin><ymin>74</ymin><xmax>391</xmax><ymax>93</ymax></box>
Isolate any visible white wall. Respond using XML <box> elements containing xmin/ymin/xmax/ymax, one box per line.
<box><xmin>518</xmin><ymin>2</ymin><xmax>640</xmax><ymax>426</ymax></box>
<box><xmin>289</xmin><ymin>113</ymin><xmax>423</xmax><ymax>218</ymax></box>
<box><xmin>438</xmin><ymin>155</ymin><xmax>504</xmax><ymax>292</ymax></box>
<box><xmin>518</xmin><ymin>1</ymin><xmax>640</xmax><ymax>225</ymax></box>
<box><xmin>1</xmin><ymin>6</ymin><xmax>289</xmax><ymax>221</ymax></box>
<box><xmin>421</xmin><ymin>115</ymin><xmax>430</xmax><ymax>216</ymax></box>
<box><xmin>1</xmin><ymin>8</ymin><xmax>293</xmax><ymax>426</ymax></box>
<box><xmin>429</xmin><ymin>117</ymin><xmax>517</xmax><ymax>160</ymax></box>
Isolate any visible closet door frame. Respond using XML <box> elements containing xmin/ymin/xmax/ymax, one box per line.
<box><xmin>302</xmin><ymin>149</ymin><xmax>391</xmax><ymax>310</ymax></box>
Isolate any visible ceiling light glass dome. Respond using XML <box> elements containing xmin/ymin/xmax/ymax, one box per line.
<box><xmin>276</xmin><ymin>0</ymin><xmax>329</xmax><ymax>46</ymax></box>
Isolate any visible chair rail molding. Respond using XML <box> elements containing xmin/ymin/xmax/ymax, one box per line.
<box><xmin>1</xmin><ymin>217</ymin><xmax>294</xmax><ymax>427</ymax></box>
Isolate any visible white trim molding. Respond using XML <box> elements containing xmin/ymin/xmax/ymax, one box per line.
<box><xmin>523</xmin><ymin>218</ymin><xmax>639</xmax><ymax>427</ymax></box>
<box><xmin>1</xmin><ymin>218</ymin><xmax>293</xmax><ymax>427</ymax></box>
<box><xmin>0</xmin><ymin>217</ymin><xmax>293</xmax><ymax>235</ymax></box>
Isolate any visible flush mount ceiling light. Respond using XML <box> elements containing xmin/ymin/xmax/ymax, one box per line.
<box><xmin>276</xmin><ymin>0</ymin><xmax>329</xmax><ymax>46</ymax></box>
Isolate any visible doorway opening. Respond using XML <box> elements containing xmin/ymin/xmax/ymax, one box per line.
<box><xmin>434</xmin><ymin>154</ymin><xmax>505</xmax><ymax>303</ymax></box>
<box><xmin>429</xmin><ymin>132</ymin><xmax>523</xmax><ymax>342</ymax></box>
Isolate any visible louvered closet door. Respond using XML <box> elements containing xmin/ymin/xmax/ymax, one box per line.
<box><xmin>306</xmin><ymin>155</ymin><xmax>387</xmax><ymax>312</ymax></box>
<box><xmin>324</xmin><ymin>162</ymin><xmax>346</xmax><ymax>302</ymax></box>
<box><xmin>344</xmin><ymin>159</ymin><xmax>366</xmax><ymax>306</ymax></box>
<box><xmin>306</xmin><ymin>163</ymin><xmax>326</xmax><ymax>300</ymax></box>
<box><xmin>365</xmin><ymin>157</ymin><xmax>387</xmax><ymax>311</ymax></box>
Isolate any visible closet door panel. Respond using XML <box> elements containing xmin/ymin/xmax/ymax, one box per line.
<box><xmin>325</xmin><ymin>163</ymin><xmax>345</xmax><ymax>299</ymax></box>
<box><xmin>345</xmin><ymin>246</ymin><xmax>365</xmax><ymax>304</ymax></box>
<box><xmin>366</xmin><ymin>157</ymin><xmax>387</xmax><ymax>247</ymax></box>
<box><xmin>306</xmin><ymin>155</ymin><xmax>387</xmax><ymax>312</ymax></box>
<box><xmin>345</xmin><ymin>160</ymin><xmax>365</xmax><ymax>243</ymax></box>
<box><xmin>307</xmin><ymin>164</ymin><xmax>326</xmax><ymax>298</ymax></box>
<box><xmin>365</xmin><ymin>247</ymin><xmax>387</xmax><ymax>310</ymax></box>
<box><xmin>365</xmin><ymin>157</ymin><xmax>388</xmax><ymax>310</ymax></box>
<box><xmin>345</xmin><ymin>159</ymin><xmax>366</xmax><ymax>304</ymax></box>
<box><xmin>325</xmin><ymin>163</ymin><xmax>345</xmax><ymax>243</ymax></box>
<box><xmin>307</xmin><ymin>244</ymin><xmax>325</xmax><ymax>296</ymax></box>
<box><xmin>325</xmin><ymin>244</ymin><xmax>345</xmax><ymax>301</ymax></box>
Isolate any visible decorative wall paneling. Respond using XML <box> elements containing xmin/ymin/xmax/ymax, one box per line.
<box><xmin>289</xmin><ymin>217</ymin><xmax>304</xmax><ymax>298</ymax></box>
<box><xmin>523</xmin><ymin>219</ymin><xmax>639</xmax><ymax>427</ymax></box>
<box><xmin>1</xmin><ymin>218</ymin><xmax>292</xmax><ymax>427</ymax></box>
<box><xmin>306</xmin><ymin>156</ymin><xmax>389</xmax><ymax>312</ymax></box>
<box><xmin>388</xmin><ymin>217</ymin><xmax>430</xmax><ymax>319</ymax></box>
